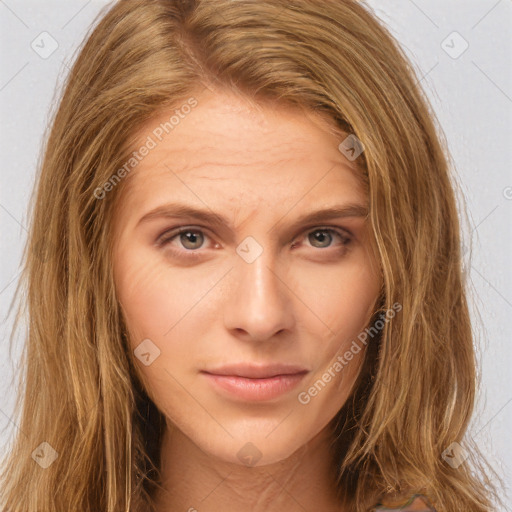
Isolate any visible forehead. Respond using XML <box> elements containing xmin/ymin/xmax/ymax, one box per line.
<box><xmin>118</xmin><ymin>90</ymin><xmax>366</xmax><ymax>212</ymax></box>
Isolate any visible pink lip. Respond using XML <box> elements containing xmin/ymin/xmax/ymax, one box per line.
<box><xmin>201</xmin><ymin>363</ymin><xmax>309</xmax><ymax>401</ymax></box>
<box><xmin>202</xmin><ymin>373</ymin><xmax>308</xmax><ymax>401</ymax></box>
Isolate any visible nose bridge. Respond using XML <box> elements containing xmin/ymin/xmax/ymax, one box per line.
<box><xmin>223</xmin><ymin>237</ymin><xmax>294</xmax><ymax>340</ymax></box>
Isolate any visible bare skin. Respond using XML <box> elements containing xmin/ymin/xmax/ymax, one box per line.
<box><xmin>112</xmin><ymin>88</ymin><xmax>382</xmax><ymax>512</ymax></box>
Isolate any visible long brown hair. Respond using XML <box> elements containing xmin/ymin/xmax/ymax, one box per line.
<box><xmin>1</xmin><ymin>1</ymin><xmax>502</xmax><ymax>510</ymax></box>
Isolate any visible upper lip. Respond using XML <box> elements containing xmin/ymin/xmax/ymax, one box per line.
<box><xmin>202</xmin><ymin>363</ymin><xmax>309</xmax><ymax>379</ymax></box>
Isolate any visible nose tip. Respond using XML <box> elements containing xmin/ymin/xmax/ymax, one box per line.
<box><xmin>222</xmin><ymin>249</ymin><xmax>295</xmax><ymax>342</ymax></box>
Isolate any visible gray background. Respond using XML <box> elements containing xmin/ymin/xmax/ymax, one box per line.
<box><xmin>1</xmin><ymin>0</ymin><xmax>511</xmax><ymax>507</ymax></box>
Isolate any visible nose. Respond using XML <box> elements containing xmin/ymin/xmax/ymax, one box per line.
<box><xmin>222</xmin><ymin>245</ymin><xmax>295</xmax><ymax>343</ymax></box>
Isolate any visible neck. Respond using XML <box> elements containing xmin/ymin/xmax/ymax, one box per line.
<box><xmin>152</xmin><ymin>422</ymin><xmax>347</xmax><ymax>512</ymax></box>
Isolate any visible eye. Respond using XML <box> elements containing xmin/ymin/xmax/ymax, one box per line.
<box><xmin>156</xmin><ymin>225</ymin><xmax>352</xmax><ymax>259</ymax></box>
<box><xmin>157</xmin><ymin>227</ymin><xmax>211</xmax><ymax>252</ymax></box>
<box><xmin>296</xmin><ymin>227</ymin><xmax>352</xmax><ymax>251</ymax></box>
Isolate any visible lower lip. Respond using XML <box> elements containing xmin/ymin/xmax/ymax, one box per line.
<box><xmin>202</xmin><ymin>372</ymin><xmax>308</xmax><ymax>401</ymax></box>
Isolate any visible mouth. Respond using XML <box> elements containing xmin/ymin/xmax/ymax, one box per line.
<box><xmin>201</xmin><ymin>363</ymin><xmax>309</xmax><ymax>401</ymax></box>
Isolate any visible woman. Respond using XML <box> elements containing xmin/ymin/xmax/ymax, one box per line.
<box><xmin>0</xmin><ymin>0</ymin><xmax>501</xmax><ymax>511</ymax></box>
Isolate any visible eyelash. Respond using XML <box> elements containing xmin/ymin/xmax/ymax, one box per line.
<box><xmin>156</xmin><ymin>225</ymin><xmax>352</xmax><ymax>259</ymax></box>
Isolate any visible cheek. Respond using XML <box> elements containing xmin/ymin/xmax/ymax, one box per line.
<box><xmin>295</xmin><ymin>254</ymin><xmax>381</xmax><ymax>346</ymax></box>
<box><xmin>115</xmin><ymin>247</ymin><xmax>213</xmax><ymax>342</ymax></box>
<box><xmin>293</xmin><ymin>254</ymin><xmax>380</xmax><ymax>405</ymax></box>
<box><xmin>293</xmin><ymin>272</ymin><xmax>377</xmax><ymax>423</ymax></box>
<box><xmin>118</xmin><ymin>271</ymin><xmax>179</xmax><ymax>354</ymax></box>
<box><xmin>114</xmin><ymin>256</ymin><xmax>202</xmax><ymax>418</ymax></box>
<box><xmin>114</xmin><ymin>248</ymin><xmax>223</xmax><ymax>397</ymax></box>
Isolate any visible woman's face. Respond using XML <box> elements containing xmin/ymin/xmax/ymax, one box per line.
<box><xmin>112</xmin><ymin>89</ymin><xmax>381</xmax><ymax>466</ymax></box>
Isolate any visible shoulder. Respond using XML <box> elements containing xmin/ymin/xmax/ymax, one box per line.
<box><xmin>370</xmin><ymin>494</ymin><xmax>437</xmax><ymax>511</ymax></box>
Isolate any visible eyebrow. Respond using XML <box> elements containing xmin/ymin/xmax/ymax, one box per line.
<box><xmin>137</xmin><ymin>201</ymin><xmax>368</xmax><ymax>232</ymax></box>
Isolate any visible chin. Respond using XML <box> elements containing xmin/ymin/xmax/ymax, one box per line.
<box><xmin>197</xmin><ymin>428</ymin><xmax>312</xmax><ymax>468</ymax></box>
